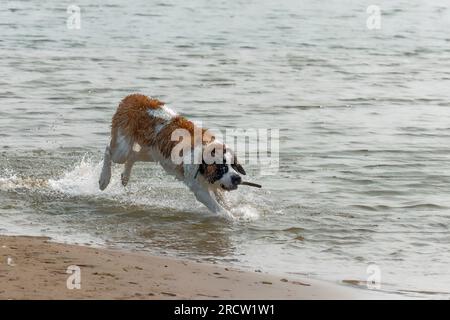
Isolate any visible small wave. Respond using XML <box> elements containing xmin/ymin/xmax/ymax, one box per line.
<box><xmin>282</xmin><ymin>227</ymin><xmax>305</xmax><ymax>233</ymax></box>
<box><xmin>351</xmin><ymin>203</ymin><xmax>447</xmax><ymax>211</ymax></box>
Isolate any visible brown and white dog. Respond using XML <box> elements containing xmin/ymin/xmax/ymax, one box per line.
<box><xmin>98</xmin><ymin>94</ymin><xmax>246</xmax><ymax>214</ymax></box>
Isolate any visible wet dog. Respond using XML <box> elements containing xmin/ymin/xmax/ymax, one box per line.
<box><xmin>99</xmin><ymin>94</ymin><xmax>246</xmax><ymax>214</ymax></box>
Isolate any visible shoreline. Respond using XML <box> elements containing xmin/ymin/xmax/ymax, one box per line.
<box><xmin>0</xmin><ymin>235</ymin><xmax>397</xmax><ymax>300</ymax></box>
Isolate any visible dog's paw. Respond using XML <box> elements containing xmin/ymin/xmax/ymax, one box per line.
<box><xmin>99</xmin><ymin>178</ymin><xmax>109</xmax><ymax>191</ymax></box>
<box><xmin>99</xmin><ymin>170</ymin><xmax>111</xmax><ymax>191</ymax></box>
<box><xmin>121</xmin><ymin>173</ymin><xmax>129</xmax><ymax>187</ymax></box>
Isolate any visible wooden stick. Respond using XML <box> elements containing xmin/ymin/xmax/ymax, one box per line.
<box><xmin>240</xmin><ymin>181</ymin><xmax>262</xmax><ymax>188</ymax></box>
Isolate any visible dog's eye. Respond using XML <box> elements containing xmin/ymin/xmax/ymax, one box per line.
<box><xmin>216</xmin><ymin>164</ymin><xmax>228</xmax><ymax>175</ymax></box>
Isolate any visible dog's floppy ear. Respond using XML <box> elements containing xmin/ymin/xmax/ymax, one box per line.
<box><xmin>196</xmin><ymin>160</ymin><xmax>207</xmax><ymax>177</ymax></box>
<box><xmin>231</xmin><ymin>152</ymin><xmax>246</xmax><ymax>175</ymax></box>
<box><xmin>232</xmin><ymin>163</ymin><xmax>246</xmax><ymax>175</ymax></box>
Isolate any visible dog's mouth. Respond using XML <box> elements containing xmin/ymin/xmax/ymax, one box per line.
<box><xmin>221</xmin><ymin>184</ymin><xmax>238</xmax><ymax>191</ymax></box>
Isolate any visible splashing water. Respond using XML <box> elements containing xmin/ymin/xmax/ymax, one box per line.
<box><xmin>1</xmin><ymin>155</ymin><xmax>264</xmax><ymax>221</ymax></box>
<box><xmin>48</xmin><ymin>156</ymin><xmax>107</xmax><ymax>197</ymax></box>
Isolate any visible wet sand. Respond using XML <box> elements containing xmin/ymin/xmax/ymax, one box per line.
<box><xmin>0</xmin><ymin>235</ymin><xmax>392</xmax><ymax>300</ymax></box>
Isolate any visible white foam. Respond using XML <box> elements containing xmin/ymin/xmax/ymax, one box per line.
<box><xmin>48</xmin><ymin>155</ymin><xmax>122</xmax><ymax>197</ymax></box>
<box><xmin>229</xmin><ymin>205</ymin><xmax>260</xmax><ymax>221</ymax></box>
<box><xmin>225</xmin><ymin>191</ymin><xmax>263</xmax><ymax>221</ymax></box>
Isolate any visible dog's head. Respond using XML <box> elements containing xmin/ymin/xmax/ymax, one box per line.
<box><xmin>197</xmin><ymin>141</ymin><xmax>246</xmax><ymax>191</ymax></box>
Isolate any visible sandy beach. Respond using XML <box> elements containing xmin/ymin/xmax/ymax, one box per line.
<box><xmin>0</xmin><ymin>235</ymin><xmax>393</xmax><ymax>300</ymax></box>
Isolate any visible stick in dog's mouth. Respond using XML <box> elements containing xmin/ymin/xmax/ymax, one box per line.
<box><xmin>240</xmin><ymin>181</ymin><xmax>262</xmax><ymax>188</ymax></box>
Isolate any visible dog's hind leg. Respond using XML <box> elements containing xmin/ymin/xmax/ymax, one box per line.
<box><xmin>110</xmin><ymin>129</ymin><xmax>132</xmax><ymax>164</ymax></box>
<box><xmin>121</xmin><ymin>145</ymin><xmax>154</xmax><ymax>187</ymax></box>
<box><xmin>121</xmin><ymin>156</ymin><xmax>135</xmax><ymax>187</ymax></box>
<box><xmin>99</xmin><ymin>145</ymin><xmax>112</xmax><ymax>191</ymax></box>
<box><xmin>99</xmin><ymin>128</ymin><xmax>132</xmax><ymax>190</ymax></box>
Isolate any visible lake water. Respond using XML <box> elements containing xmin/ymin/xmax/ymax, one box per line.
<box><xmin>1</xmin><ymin>0</ymin><xmax>450</xmax><ymax>298</ymax></box>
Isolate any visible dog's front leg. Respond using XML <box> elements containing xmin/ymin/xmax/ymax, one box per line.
<box><xmin>192</xmin><ymin>187</ymin><xmax>224</xmax><ymax>214</ymax></box>
<box><xmin>121</xmin><ymin>158</ymin><xmax>134</xmax><ymax>187</ymax></box>
<box><xmin>213</xmin><ymin>189</ymin><xmax>230</xmax><ymax>210</ymax></box>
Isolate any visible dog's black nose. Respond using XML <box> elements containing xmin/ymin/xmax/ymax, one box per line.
<box><xmin>231</xmin><ymin>175</ymin><xmax>242</xmax><ymax>185</ymax></box>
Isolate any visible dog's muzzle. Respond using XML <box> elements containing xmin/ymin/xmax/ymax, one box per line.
<box><xmin>221</xmin><ymin>174</ymin><xmax>242</xmax><ymax>191</ymax></box>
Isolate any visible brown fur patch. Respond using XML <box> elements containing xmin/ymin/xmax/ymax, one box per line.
<box><xmin>121</xmin><ymin>93</ymin><xmax>165</xmax><ymax>110</ymax></box>
<box><xmin>200</xmin><ymin>144</ymin><xmax>229</xmax><ymax>183</ymax></box>
<box><xmin>110</xmin><ymin>94</ymin><xmax>217</xmax><ymax>178</ymax></box>
<box><xmin>111</xmin><ymin>94</ymin><xmax>165</xmax><ymax>148</ymax></box>
<box><xmin>203</xmin><ymin>164</ymin><xmax>219</xmax><ymax>183</ymax></box>
<box><xmin>157</xmin><ymin>116</ymin><xmax>215</xmax><ymax>159</ymax></box>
